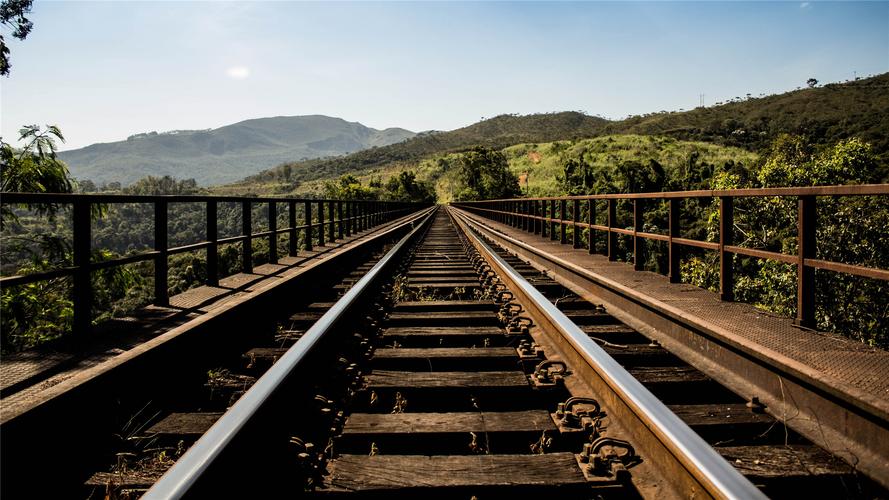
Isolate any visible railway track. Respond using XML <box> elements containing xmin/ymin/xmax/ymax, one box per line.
<box><xmin>3</xmin><ymin>206</ymin><xmax>884</xmax><ymax>498</ymax></box>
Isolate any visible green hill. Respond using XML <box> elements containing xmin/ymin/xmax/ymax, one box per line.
<box><xmin>602</xmin><ymin>73</ymin><xmax>889</xmax><ymax>158</ymax></box>
<box><xmin>58</xmin><ymin>115</ymin><xmax>415</xmax><ymax>186</ymax></box>
<box><xmin>229</xmin><ymin>73</ymin><xmax>888</xmax><ymax>197</ymax></box>
<box><xmin>234</xmin><ymin>112</ymin><xmax>609</xmax><ymax>190</ymax></box>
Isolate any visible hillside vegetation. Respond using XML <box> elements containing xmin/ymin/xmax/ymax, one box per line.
<box><xmin>58</xmin><ymin>115</ymin><xmax>415</xmax><ymax>186</ymax></box>
<box><xmin>602</xmin><ymin>73</ymin><xmax>889</xmax><ymax>159</ymax></box>
<box><xmin>230</xmin><ymin>73</ymin><xmax>889</xmax><ymax>196</ymax></box>
<box><xmin>231</xmin><ymin>112</ymin><xmax>609</xmax><ymax>193</ymax></box>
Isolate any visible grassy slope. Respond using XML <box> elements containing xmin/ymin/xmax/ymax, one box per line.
<box><xmin>274</xmin><ymin>135</ymin><xmax>758</xmax><ymax>202</ymax></box>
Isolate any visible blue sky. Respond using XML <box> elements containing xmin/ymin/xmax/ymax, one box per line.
<box><xmin>2</xmin><ymin>1</ymin><xmax>887</xmax><ymax>150</ymax></box>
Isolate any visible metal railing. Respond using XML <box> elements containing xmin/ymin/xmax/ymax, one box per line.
<box><xmin>1</xmin><ymin>192</ymin><xmax>427</xmax><ymax>335</ymax></box>
<box><xmin>453</xmin><ymin>184</ymin><xmax>889</xmax><ymax>328</ymax></box>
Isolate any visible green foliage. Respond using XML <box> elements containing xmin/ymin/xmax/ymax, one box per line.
<box><xmin>383</xmin><ymin>171</ymin><xmax>435</xmax><ymax>203</ymax></box>
<box><xmin>601</xmin><ymin>73</ymin><xmax>889</xmax><ymax>169</ymax></box>
<box><xmin>453</xmin><ymin>147</ymin><xmax>520</xmax><ymax>201</ymax></box>
<box><xmin>324</xmin><ymin>174</ymin><xmax>380</xmax><ymax>201</ymax></box>
<box><xmin>1</xmin><ymin>124</ymin><xmax>75</xmax><ymax>225</ymax></box>
<box><xmin>324</xmin><ymin>171</ymin><xmax>435</xmax><ymax>203</ymax></box>
<box><xmin>684</xmin><ymin>136</ymin><xmax>888</xmax><ymax>346</ymax></box>
<box><xmin>1</xmin><ymin>0</ymin><xmax>33</xmax><ymax>75</ymax></box>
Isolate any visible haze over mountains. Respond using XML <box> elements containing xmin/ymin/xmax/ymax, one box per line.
<box><xmin>58</xmin><ymin>115</ymin><xmax>415</xmax><ymax>186</ymax></box>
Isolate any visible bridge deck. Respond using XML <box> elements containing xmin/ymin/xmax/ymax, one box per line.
<box><xmin>458</xmin><ymin>210</ymin><xmax>889</xmax><ymax>415</ymax></box>
<box><xmin>0</xmin><ymin>221</ymin><xmax>399</xmax><ymax>418</ymax></box>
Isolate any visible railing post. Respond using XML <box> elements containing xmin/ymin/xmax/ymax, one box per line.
<box><xmin>633</xmin><ymin>199</ymin><xmax>645</xmax><ymax>271</ymax></box>
<box><xmin>550</xmin><ymin>200</ymin><xmax>557</xmax><ymax>240</ymax></box>
<box><xmin>540</xmin><ymin>200</ymin><xmax>549</xmax><ymax>238</ymax></box>
<box><xmin>337</xmin><ymin>201</ymin><xmax>344</xmax><ymax>239</ymax></box>
<box><xmin>288</xmin><ymin>201</ymin><xmax>298</xmax><ymax>257</ymax></box>
<box><xmin>572</xmin><ymin>199</ymin><xmax>580</xmax><ymax>248</ymax></box>
<box><xmin>588</xmin><ymin>199</ymin><xmax>596</xmax><ymax>254</ymax></box>
<box><xmin>154</xmin><ymin>199</ymin><xmax>169</xmax><ymax>305</ymax></box>
<box><xmin>207</xmin><ymin>201</ymin><xmax>218</xmax><ymax>286</ymax></box>
<box><xmin>607</xmin><ymin>199</ymin><xmax>617</xmax><ymax>261</ymax></box>
<box><xmin>72</xmin><ymin>200</ymin><xmax>92</xmax><ymax>335</ymax></box>
<box><xmin>669</xmin><ymin>198</ymin><xmax>681</xmax><ymax>283</ymax></box>
<box><xmin>328</xmin><ymin>200</ymin><xmax>336</xmax><ymax>242</ymax></box>
<box><xmin>719</xmin><ymin>196</ymin><xmax>734</xmax><ymax>301</ymax></box>
<box><xmin>345</xmin><ymin>201</ymin><xmax>352</xmax><ymax>237</ymax></box>
<box><xmin>533</xmin><ymin>200</ymin><xmax>541</xmax><ymax>235</ymax></box>
<box><xmin>560</xmin><ymin>199</ymin><xmax>567</xmax><ymax>244</ymax></box>
<box><xmin>268</xmin><ymin>201</ymin><xmax>277</xmax><ymax>263</ymax></box>
<box><xmin>304</xmin><ymin>201</ymin><xmax>313</xmax><ymax>251</ymax></box>
<box><xmin>242</xmin><ymin>200</ymin><xmax>252</xmax><ymax>273</ymax></box>
<box><xmin>318</xmin><ymin>201</ymin><xmax>325</xmax><ymax>246</ymax></box>
<box><xmin>797</xmin><ymin>195</ymin><xmax>816</xmax><ymax>328</ymax></box>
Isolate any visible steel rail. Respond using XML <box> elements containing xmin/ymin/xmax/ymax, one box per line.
<box><xmin>143</xmin><ymin>206</ymin><xmax>436</xmax><ymax>499</ymax></box>
<box><xmin>450</xmin><ymin>208</ymin><xmax>766</xmax><ymax>500</ymax></box>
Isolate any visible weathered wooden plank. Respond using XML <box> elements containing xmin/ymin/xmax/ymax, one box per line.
<box><xmin>244</xmin><ymin>347</ymin><xmax>288</xmax><ymax>361</ymax></box>
<box><xmin>326</xmin><ymin>453</ymin><xmax>586</xmax><ymax>491</ymax></box>
<box><xmin>563</xmin><ymin>310</ymin><xmax>620</xmax><ymax>324</ymax></box>
<box><xmin>85</xmin><ymin>471</ymin><xmax>164</xmax><ymax>488</ymax></box>
<box><xmin>343</xmin><ymin>410</ymin><xmax>555</xmax><ymax>435</ymax></box>
<box><xmin>287</xmin><ymin>311</ymin><xmax>324</xmax><ymax>322</ymax></box>
<box><xmin>407</xmin><ymin>282</ymin><xmax>481</xmax><ymax>289</ymax></box>
<box><xmin>627</xmin><ymin>366</ymin><xmax>711</xmax><ymax>384</ymax></box>
<box><xmin>382</xmin><ymin>326</ymin><xmax>503</xmax><ymax>338</ymax></box>
<box><xmin>581</xmin><ymin>325</ymin><xmax>636</xmax><ymax>335</ymax></box>
<box><xmin>366</xmin><ymin>370</ymin><xmax>528</xmax><ymax>389</ymax></box>
<box><xmin>386</xmin><ymin>311</ymin><xmax>498</xmax><ymax>326</ymax></box>
<box><xmin>373</xmin><ymin>347</ymin><xmax>516</xmax><ymax>359</ymax></box>
<box><xmin>394</xmin><ymin>300</ymin><xmax>496</xmax><ymax>312</ymax></box>
<box><xmin>407</xmin><ymin>270</ymin><xmax>479</xmax><ymax>276</ymax></box>
<box><xmin>145</xmin><ymin>412</ymin><xmax>222</xmax><ymax>436</ymax></box>
<box><xmin>667</xmin><ymin>404</ymin><xmax>771</xmax><ymax>427</ymax></box>
<box><xmin>717</xmin><ymin>445</ymin><xmax>853</xmax><ymax>478</ymax></box>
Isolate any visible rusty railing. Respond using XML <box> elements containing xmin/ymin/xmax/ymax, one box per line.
<box><xmin>452</xmin><ymin>184</ymin><xmax>889</xmax><ymax>328</ymax></box>
<box><xmin>0</xmin><ymin>193</ymin><xmax>426</xmax><ymax>336</ymax></box>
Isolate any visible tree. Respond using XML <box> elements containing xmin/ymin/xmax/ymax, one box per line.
<box><xmin>806</xmin><ymin>78</ymin><xmax>818</xmax><ymax>88</ymax></box>
<box><xmin>1</xmin><ymin>0</ymin><xmax>34</xmax><ymax>76</ymax></box>
<box><xmin>1</xmin><ymin>124</ymin><xmax>75</xmax><ymax>226</ymax></box>
<box><xmin>454</xmin><ymin>147</ymin><xmax>520</xmax><ymax>201</ymax></box>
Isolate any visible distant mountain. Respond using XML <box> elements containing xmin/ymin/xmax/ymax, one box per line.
<box><xmin>58</xmin><ymin>115</ymin><xmax>415</xmax><ymax>186</ymax></box>
<box><xmin>239</xmin><ymin>112</ymin><xmax>610</xmax><ymax>187</ymax></box>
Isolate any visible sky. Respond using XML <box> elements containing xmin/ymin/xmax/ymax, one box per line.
<box><xmin>2</xmin><ymin>1</ymin><xmax>888</xmax><ymax>151</ymax></box>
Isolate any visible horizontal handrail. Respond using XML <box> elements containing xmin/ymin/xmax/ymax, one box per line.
<box><xmin>1</xmin><ymin>191</ymin><xmax>430</xmax><ymax>343</ymax></box>
<box><xmin>453</xmin><ymin>183</ymin><xmax>889</xmax><ymax>328</ymax></box>
<box><xmin>471</xmin><ymin>183</ymin><xmax>889</xmax><ymax>201</ymax></box>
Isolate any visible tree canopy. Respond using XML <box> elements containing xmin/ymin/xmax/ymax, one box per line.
<box><xmin>1</xmin><ymin>0</ymin><xmax>33</xmax><ymax>76</ymax></box>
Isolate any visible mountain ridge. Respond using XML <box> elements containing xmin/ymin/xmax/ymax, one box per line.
<box><xmin>58</xmin><ymin>115</ymin><xmax>415</xmax><ymax>186</ymax></box>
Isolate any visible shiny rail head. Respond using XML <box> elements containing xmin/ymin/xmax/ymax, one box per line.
<box><xmin>451</xmin><ymin>208</ymin><xmax>766</xmax><ymax>500</ymax></box>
